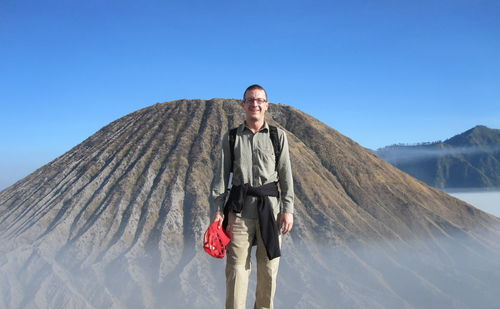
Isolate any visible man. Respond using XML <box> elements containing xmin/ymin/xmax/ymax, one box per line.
<box><xmin>211</xmin><ymin>84</ymin><xmax>294</xmax><ymax>309</ymax></box>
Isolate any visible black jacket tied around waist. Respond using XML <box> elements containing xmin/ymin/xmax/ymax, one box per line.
<box><xmin>223</xmin><ymin>182</ymin><xmax>281</xmax><ymax>260</ymax></box>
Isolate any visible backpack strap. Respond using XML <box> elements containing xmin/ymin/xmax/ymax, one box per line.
<box><xmin>228</xmin><ymin>127</ymin><xmax>238</xmax><ymax>173</ymax></box>
<box><xmin>269</xmin><ymin>125</ymin><xmax>281</xmax><ymax>171</ymax></box>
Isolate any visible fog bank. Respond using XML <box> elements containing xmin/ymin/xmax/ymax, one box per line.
<box><xmin>2</xmin><ymin>227</ymin><xmax>500</xmax><ymax>309</ymax></box>
<box><xmin>449</xmin><ymin>190</ymin><xmax>500</xmax><ymax>218</ymax></box>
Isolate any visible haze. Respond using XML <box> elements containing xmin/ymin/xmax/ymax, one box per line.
<box><xmin>450</xmin><ymin>190</ymin><xmax>500</xmax><ymax>218</ymax></box>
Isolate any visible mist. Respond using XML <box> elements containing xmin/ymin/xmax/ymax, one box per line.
<box><xmin>377</xmin><ymin>145</ymin><xmax>500</xmax><ymax>164</ymax></box>
<box><xmin>276</xmin><ymin>229</ymin><xmax>500</xmax><ymax>309</ymax></box>
<box><xmin>449</xmin><ymin>190</ymin><xmax>500</xmax><ymax>218</ymax></box>
<box><xmin>1</xmin><ymin>227</ymin><xmax>500</xmax><ymax>309</ymax></box>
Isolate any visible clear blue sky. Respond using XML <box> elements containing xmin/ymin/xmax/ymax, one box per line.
<box><xmin>1</xmin><ymin>0</ymin><xmax>499</xmax><ymax>189</ymax></box>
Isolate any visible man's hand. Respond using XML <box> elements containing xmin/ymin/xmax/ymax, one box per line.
<box><xmin>278</xmin><ymin>213</ymin><xmax>293</xmax><ymax>234</ymax></box>
<box><xmin>213</xmin><ymin>211</ymin><xmax>224</xmax><ymax>229</ymax></box>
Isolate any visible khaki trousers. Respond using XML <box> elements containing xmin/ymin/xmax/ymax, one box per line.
<box><xmin>225</xmin><ymin>213</ymin><xmax>281</xmax><ymax>309</ymax></box>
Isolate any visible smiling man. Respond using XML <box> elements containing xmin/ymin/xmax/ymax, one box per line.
<box><xmin>211</xmin><ymin>84</ymin><xmax>294</xmax><ymax>309</ymax></box>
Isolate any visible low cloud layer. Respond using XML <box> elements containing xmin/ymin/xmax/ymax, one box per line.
<box><xmin>2</xmin><ymin>227</ymin><xmax>499</xmax><ymax>309</ymax></box>
<box><xmin>378</xmin><ymin>145</ymin><xmax>500</xmax><ymax>164</ymax></box>
<box><xmin>450</xmin><ymin>191</ymin><xmax>500</xmax><ymax>218</ymax></box>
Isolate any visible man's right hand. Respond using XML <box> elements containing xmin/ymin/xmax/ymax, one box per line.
<box><xmin>213</xmin><ymin>211</ymin><xmax>224</xmax><ymax>229</ymax></box>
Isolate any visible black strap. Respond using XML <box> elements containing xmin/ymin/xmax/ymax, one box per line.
<box><xmin>269</xmin><ymin>125</ymin><xmax>281</xmax><ymax>171</ymax></box>
<box><xmin>229</xmin><ymin>128</ymin><xmax>238</xmax><ymax>173</ymax></box>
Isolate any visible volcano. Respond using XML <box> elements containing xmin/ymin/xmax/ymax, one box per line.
<box><xmin>1</xmin><ymin>99</ymin><xmax>499</xmax><ymax>308</ymax></box>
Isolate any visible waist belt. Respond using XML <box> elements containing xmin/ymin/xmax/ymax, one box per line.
<box><xmin>223</xmin><ymin>182</ymin><xmax>281</xmax><ymax>260</ymax></box>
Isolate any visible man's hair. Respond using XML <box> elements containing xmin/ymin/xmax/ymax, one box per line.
<box><xmin>243</xmin><ymin>84</ymin><xmax>268</xmax><ymax>101</ymax></box>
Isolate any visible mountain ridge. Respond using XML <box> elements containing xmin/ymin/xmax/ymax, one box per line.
<box><xmin>376</xmin><ymin>125</ymin><xmax>500</xmax><ymax>189</ymax></box>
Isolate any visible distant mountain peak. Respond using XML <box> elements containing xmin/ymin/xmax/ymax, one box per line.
<box><xmin>445</xmin><ymin>125</ymin><xmax>500</xmax><ymax>147</ymax></box>
<box><xmin>455</xmin><ymin>124</ymin><xmax>491</xmax><ymax>137</ymax></box>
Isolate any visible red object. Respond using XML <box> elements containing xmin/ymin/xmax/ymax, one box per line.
<box><xmin>203</xmin><ymin>221</ymin><xmax>231</xmax><ymax>258</ymax></box>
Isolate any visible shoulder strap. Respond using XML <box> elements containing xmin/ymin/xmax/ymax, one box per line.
<box><xmin>269</xmin><ymin>125</ymin><xmax>281</xmax><ymax>171</ymax></box>
<box><xmin>229</xmin><ymin>127</ymin><xmax>238</xmax><ymax>173</ymax></box>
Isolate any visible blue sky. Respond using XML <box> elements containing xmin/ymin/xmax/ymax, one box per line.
<box><xmin>1</xmin><ymin>0</ymin><xmax>499</xmax><ymax>189</ymax></box>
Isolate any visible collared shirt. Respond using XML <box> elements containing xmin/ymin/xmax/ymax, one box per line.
<box><xmin>211</xmin><ymin>121</ymin><xmax>294</xmax><ymax>219</ymax></box>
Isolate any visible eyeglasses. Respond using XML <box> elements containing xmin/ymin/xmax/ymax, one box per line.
<box><xmin>243</xmin><ymin>98</ymin><xmax>267</xmax><ymax>104</ymax></box>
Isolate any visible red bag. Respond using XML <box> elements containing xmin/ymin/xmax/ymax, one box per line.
<box><xmin>203</xmin><ymin>221</ymin><xmax>231</xmax><ymax>258</ymax></box>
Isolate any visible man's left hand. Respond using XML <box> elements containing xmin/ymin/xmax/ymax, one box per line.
<box><xmin>278</xmin><ymin>213</ymin><xmax>293</xmax><ymax>234</ymax></box>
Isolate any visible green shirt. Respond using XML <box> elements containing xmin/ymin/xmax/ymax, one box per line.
<box><xmin>211</xmin><ymin>122</ymin><xmax>294</xmax><ymax>219</ymax></box>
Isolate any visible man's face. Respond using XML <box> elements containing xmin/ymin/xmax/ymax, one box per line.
<box><xmin>241</xmin><ymin>88</ymin><xmax>268</xmax><ymax>122</ymax></box>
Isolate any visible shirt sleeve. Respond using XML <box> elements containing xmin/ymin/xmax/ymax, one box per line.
<box><xmin>211</xmin><ymin>132</ymin><xmax>231</xmax><ymax>214</ymax></box>
<box><xmin>277</xmin><ymin>129</ymin><xmax>294</xmax><ymax>214</ymax></box>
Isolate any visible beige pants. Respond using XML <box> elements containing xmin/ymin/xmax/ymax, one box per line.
<box><xmin>225</xmin><ymin>213</ymin><xmax>281</xmax><ymax>309</ymax></box>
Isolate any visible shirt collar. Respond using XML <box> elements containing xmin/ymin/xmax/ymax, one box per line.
<box><xmin>241</xmin><ymin>121</ymin><xmax>269</xmax><ymax>133</ymax></box>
